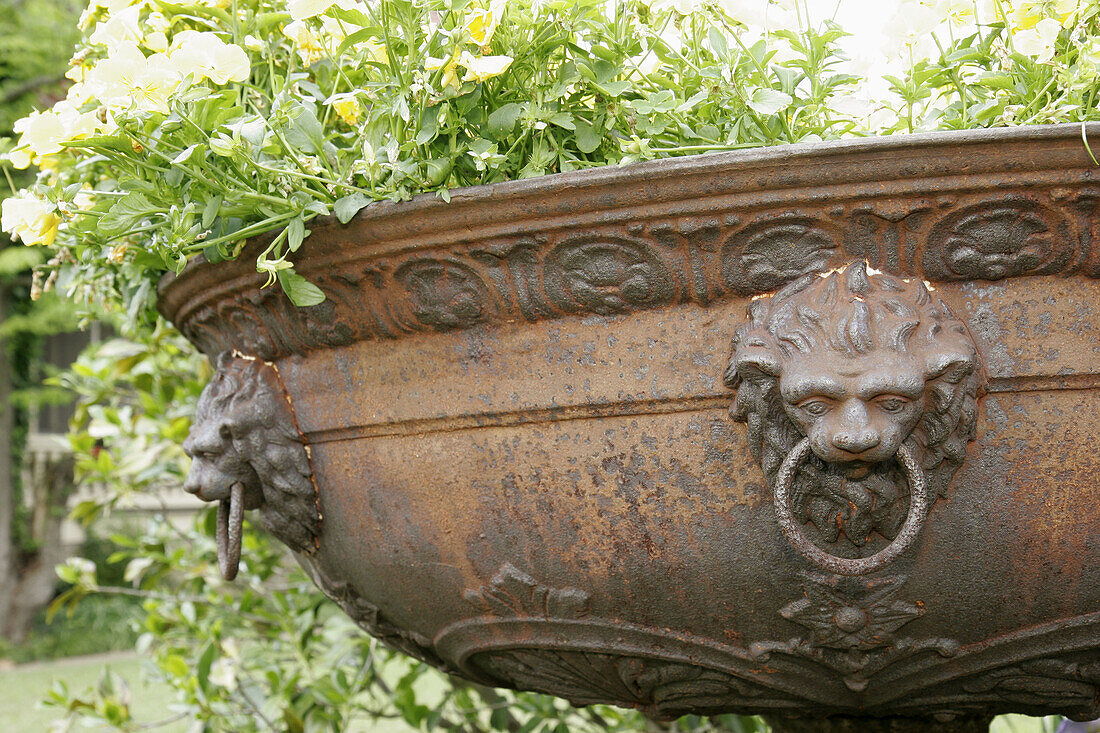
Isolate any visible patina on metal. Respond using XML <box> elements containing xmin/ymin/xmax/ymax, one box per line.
<box><xmin>166</xmin><ymin>124</ymin><xmax>1100</xmax><ymax>730</ymax></box>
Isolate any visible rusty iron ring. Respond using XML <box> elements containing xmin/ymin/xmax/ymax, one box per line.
<box><xmin>772</xmin><ymin>438</ymin><xmax>929</xmax><ymax>576</ymax></box>
<box><xmin>215</xmin><ymin>483</ymin><xmax>245</xmax><ymax>581</ymax></box>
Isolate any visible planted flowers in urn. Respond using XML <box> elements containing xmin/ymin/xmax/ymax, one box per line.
<box><xmin>5</xmin><ymin>0</ymin><xmax>1100</xmax><ymax>730</ymax></box>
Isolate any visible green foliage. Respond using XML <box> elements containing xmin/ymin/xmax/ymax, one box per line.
<box><xmin>16</xmin><ymin>0</ymin><xmax>1100</xmax><ymax>316</ymax></box>
<box><xmin>0</xmin><ymin>593</ymin><xmax>142</xmax><ymax>663</ymax></box>
<box><xmin>0</xmin><ymin>0</ymin><xmax>82</xmax><ymax>133</ymax></box>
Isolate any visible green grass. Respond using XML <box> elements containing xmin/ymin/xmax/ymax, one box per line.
<box><xmin>0</xmin><ymin>653</ymin><xmax>187</xmax><ymax>732</ymax></box>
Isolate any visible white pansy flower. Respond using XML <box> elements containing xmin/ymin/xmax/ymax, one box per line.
<box><xmin>88</xmin><ymin>4</ymin><xmax>142</xmax><ymax>48</ymax></box>
<box><xmin>86</xmin><ymin>42</ymin><xmax>184</xmax><ymax>113</ymax></box>
<box><xmin>716</xmin><ymin>0</ymin><xmax>768</xmax><ymax>28</ymax></box>
<box><xmin>289</xmin><ymin>0</ymin><xmax>337</xmax><ymax>20</ymax></box>
<box><xmin>880</xmin><ymin>2</ymin><xmax>940</xmax><ymax>60</ymax></box>
<box><xmin>1013</xmin><ymin>16</ymin><xmax>1062</xmax><ymax>62</ymax></box>
<box><xmin>170</xmin><ymin>31</ymin><xmax>251</xmax><ymax>85</ymax></box>
<box><xmin>9</xmin><ymin>101</ymin><xmax>100</xmax><ymax>167</ymax></box>
<box><xmin>650</xmin><ymin>0</ymin><xmax>704</xmax><ymax>14</ymax></box>
<box><xmin>144</xmin><ymin>31</ymin><xmax>168</xmax><ymax>53</ymax></box>
<box><xmin>283</xmin><ymin>20</ymin><xmax>327</xmax><ymax>65</ymax></box>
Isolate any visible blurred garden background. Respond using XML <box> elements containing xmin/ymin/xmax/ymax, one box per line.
<box><xmin>0</xmin><ymin>0</ymin><xmax>1097</xmax><ymax>730</ymax></box>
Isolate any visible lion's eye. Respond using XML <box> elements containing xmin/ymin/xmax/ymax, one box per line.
<box><xmin>800</xmin><ymin>400</ymin><xmax>831</xmax><ymax>417</ymax></box>
<box><xmin>875</xmin><ymin>396</ymin><xmax>909</xmax><ymax>413</ymax></box>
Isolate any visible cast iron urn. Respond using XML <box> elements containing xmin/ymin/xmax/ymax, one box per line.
<box><xmin>162</xmin><ymin>124</ymin><xmax>1100</xmax><ymax>731</ymax></box>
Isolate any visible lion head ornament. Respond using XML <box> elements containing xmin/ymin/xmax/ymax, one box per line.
<box><xmin>724</xmin><ymin>262</ymin><xmax>980</xmax><ymax>571</ymax></box>
<box><xmin>183</xmin><ymin>352</ymin><xmax>321</xmax><ymax>569</ymax></box>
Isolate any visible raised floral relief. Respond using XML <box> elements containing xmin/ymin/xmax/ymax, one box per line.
<box><xmin>470</xmin><ymin>649</ymin><xmax>771</xmax><ymax>717</ymax></box>
<box><xmin>166</xmin><ymin>190</ymin><xmax>1100</xmax><ymax>361</ymax></box>
<box><xmin>464</xmin><ymin>563</ymin><xmax>591</xmax><ymax>619</ymax></box>
<box><xmin>751</xmin><ymin>574</ymin><xmax>958</xmax><ymax>693</ymax></box>
<box><xmin>444</xmin><ymin>564</ymin><xmax>1100</xmax><ymax>718</ymax></box>
<box><xmin>721</xmin><ymin>216</ymin><xmax>840</xmax><ymax>296</ymax></box>
<box><xmin>778</xmin><ymin>574</ymin><xmax>925</xmax><ymax>651</ymax></box>
<box><xmin>923</xmin><ymin>199</ymin><xmax>1072</xmax><ymax>280</ymax></box>
<box><xmin>395</xmin><ymin>258</ymin><xmax>496</xmax><ymax>330</ymax></box>
<box><xmin>544</xmin><ymin>237</ymin><xmax>675</xmax><ymax>315</ymax></box>
<box><xmin>960</xmin><ymin>658</ymin><xmax>1100</xmax><ymax>719</ymax></box>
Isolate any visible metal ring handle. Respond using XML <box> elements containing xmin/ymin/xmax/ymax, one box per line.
<box><xmin>215</xmin><ymin>482</ymin><xmax>245</xmax><ymax>581</ymax></box>
<box><xmin>773</xmin><ymin>438</ymin><xmax>929</xmax><ymax>576</ymax></box>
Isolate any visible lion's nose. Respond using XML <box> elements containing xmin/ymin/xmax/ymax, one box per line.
<box><xmin>183</xmin><ymin>472</ymin><xmax>229</xmax><ymax>502</ymax></box>
<box><xmin>832</xmin><ymin>429</ymin><xmax>881</xmax><ymax>454</ymax></box>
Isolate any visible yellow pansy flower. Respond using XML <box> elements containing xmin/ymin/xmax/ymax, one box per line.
<box><xmin>13</xmin><ymin>112</ymin><xmax>66</xmax><ymax>159</ymax></box>
<box><xmin>426</xmin><ymin>52</ymin><xmax>461</xmax><ymax>90</ymax></box>
<box><xmin>144</xmin><ymin>31</ymin><xmax>169</xmax><ymax>53</ymax></box>
<box><xmin>1013</xmin><ymin>16</ymin><xmax>1062</xmax><ymax>61</ymax></box>
<box><xmin>283</xmin><ymin>20</ymin><xmax>327</xmax><ymax>65</ymax></box>
<box><xmin>1</xmin><ymin>194</ymin><xmax>61</xmax><ymax>247</ymax></box>
<box><xmin>466</xmin><ymin>0</ymin><xmax>506</xmax><ymax>47</ymax></box>
<box><xmin>458</xmin><ymin>51</ymin><xmax>513</xmax><ymax>82</ymax></box>
<box><xmin>328</xmin><ymin>94</ymin><xmax>361</xmax><ymax>125</ymax></box>
<box><xmin>6</xmin><ymin>148</ymin><xmax>32</xmax><ymax>170</ymax></box>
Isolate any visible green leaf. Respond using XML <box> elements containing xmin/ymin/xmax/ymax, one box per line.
<box><xmin>202</xmin><ymin>195</ymin><xmax>222</xmax><ymax>228</ymax></box>
<box><xmin>487</xmin><ymin>102</ymin><xmax>524</xmax><ymax>134</ymax></box>
<box><xmin>415</xmin><ymin>104</ymin><xmax>440</xmax><ymax>144</ymax></box>
<box><xmin>171</xmin><ymin>143</ymin><xmax>203</xmax><ymax>166</ymax></box>
<box><xmin>287</xmin><ymin>216</ymin><xmax>306</xmax><ymax>252</ymax></box>
<box><xmin>328</xmin><ymin>6</ymin><xmax>372</xmax><ymax>28</ymax></box>
<box><xmin>676</xmin><ymin>90</ymin><xmax>709</xmax><ymax>113</ymax></box>
<box><xmin>747</xmin><ymin>88</ymin><xmax>793</xmax><ymax>115</ymax></box>
<box><xmin>278</xmin><ymin>270</ymin><xmax>326</xmax><ymax>306</ymax></box>
<box><xmin>393</xmin><ymin>94</ymin><xmax>410</xmax><ymax>123</ymax></box>
<box><xmin>708</xmin><ymin>27</ymin><xmax>728</xmax><ymax>59</ymax></box>
<box><xmin>593</xmin><ymin>80</ymin><xmax>631</xmax><ymax>97</ymax></box>
<box><xmin>162</xmin><ymin>654</ymin><xmax>189</xmax><ymax>678</ymax></box>
<box><xmin>574</xmin><ymin>119</ymin><xmax>601</xmax><ymax>153</ymax></box>
<box><xmin>334</xmin><ymin>193</ymin><xmax>371</xmax><ymax>223</ymax></box>
<box><xmin>59</xmin><ymin>135</ymin><xmax>132</xmax><ymax>152</ymax></box>
<box><xmin>976</xmin><ymin>71</ymin><xmax>1015</xmax><ymax>90</ymax></box>
<box><xmin>336</xmin><ymin>27</ymin><xmax>380</xmax><ymax>57</ymax></box>
<box><xmin>98</xmin><ymin>192</ymin><xmax>158</xmax><ymax>237</ymax></box>
<box><xmin>284</xmin><ymin>102</ymin><xmax>326</xmax><ymax>153</ymax></box>
<box><xmin>549</xmin><ymin>112</ymin><xmax>576</xmax><ymax>130</ymax></box>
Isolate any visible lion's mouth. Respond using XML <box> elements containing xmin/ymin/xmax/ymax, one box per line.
<box><xmin>813</xmin><ymin>446</ymin><xmax>898</xmax><ymax>473</ymax></box>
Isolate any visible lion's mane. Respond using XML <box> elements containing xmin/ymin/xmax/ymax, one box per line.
<box><xmin>193</xmin><ymin>352</ymin><xmax>321</xmax><ymax>554</ymax></box>
<box><xmin>723</xmin><ymin>262</ymin><xmax>980</xmax><ymax>545</ymax></box>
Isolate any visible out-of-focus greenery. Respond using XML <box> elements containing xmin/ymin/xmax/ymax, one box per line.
<box><xmin>0</xmin><ymin>0</ymin><xmax>82</xmax><ymax>132</ymax></box>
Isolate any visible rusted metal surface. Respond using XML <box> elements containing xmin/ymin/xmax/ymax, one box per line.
<box><xmin>164</xmin><ymin>124</ymin><xmax>1100</xmax><ymax>730</ymax></box>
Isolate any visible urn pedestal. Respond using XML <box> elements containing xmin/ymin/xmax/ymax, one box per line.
<box><xmin>161</xmin><ymin>124</ymin><xmax>1100</xmax><ymax>731</ymax></box>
